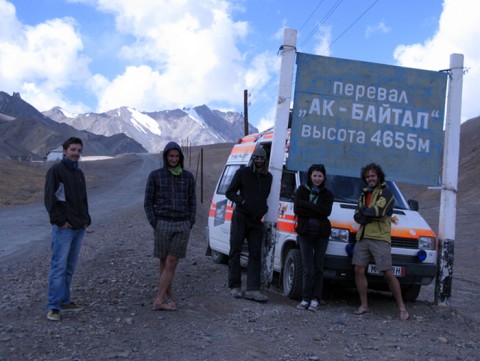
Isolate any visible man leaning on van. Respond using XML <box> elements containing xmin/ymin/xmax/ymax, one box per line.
<box><xmin>352</xmin><ymin>162</ymin><xmax>409</xmax><ymax>321</ymax></box>
<box><xmin>225</xmin><ymin>146</ymin><xmax>272</xmax><ymax>302</ymax></box>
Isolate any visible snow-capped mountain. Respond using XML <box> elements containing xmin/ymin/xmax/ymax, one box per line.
<box><xmin>0</xmin><ymin>91</ymin><xmax>146</xmax><ymax>159</ymax></box>
<box><xmin>44</xmin><ymin>105</ymin><xmax>257</xmax><ymax>153</ymax></box>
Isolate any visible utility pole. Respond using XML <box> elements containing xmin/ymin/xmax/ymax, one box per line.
<box><xmin>261</xmin><ymin>29</ymin><xmax>297</xmax><ymax>286</ymax></box>
<box><xmin>243</xmin><ymin>89</ymin><xmax>249</xmax><ymax>136</ymax></box>
<box><xmin>435</xmin><ymin>53</ymin><xmax>464</xmax><ymax>305</ymax></box>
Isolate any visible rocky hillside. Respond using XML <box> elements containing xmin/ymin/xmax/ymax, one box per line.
<box><xmin>0</xmin><ymin>92</ymin><xmax>146</xmax><ymax>159</ymax></box>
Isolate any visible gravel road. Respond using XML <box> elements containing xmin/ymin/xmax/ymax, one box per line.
<box><xmin>0</xmin><ymin>148</ymin><xmax>479</xmax><ymax>361</ymax></box>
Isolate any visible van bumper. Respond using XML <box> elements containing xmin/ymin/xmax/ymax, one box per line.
<box><xmin>323</xmin><ymin>255</ymin><xmax>437</xmax><ymax>287</ymax></box>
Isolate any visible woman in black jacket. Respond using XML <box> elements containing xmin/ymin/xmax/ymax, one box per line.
<box><xmin>294</xmin><ymin>164</ymin><xmax>334</xmax><ymax>311</ymax></box>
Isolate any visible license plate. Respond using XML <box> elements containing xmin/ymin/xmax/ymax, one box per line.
<box><xmin>367</xmin><ymin>264</ymin><xmax>405</xmax><ymax>277</ymax></box>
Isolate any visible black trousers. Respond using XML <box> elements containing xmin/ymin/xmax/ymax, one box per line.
<box><xmin>228</xmin><ymin>211</ymin><xmax>263</xmax><ymax>291</ymax></box>
<box><xmin>298</xmin><ymin>233</ymin><xmax>329</xmax><ymax>301</ymax></box>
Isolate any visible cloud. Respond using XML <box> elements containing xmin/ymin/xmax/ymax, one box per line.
<box><xmin>0</xmin><ymin>0</ymin><xmax>91</xmax><ymax>112</ymax></box>
<box><xmin>393</xmin><ymin>0</ymin><xmax>480</xmax><ymax>122</ymax></box>
<box><xmin>312</xmin><ymin>25</ymin><xmax>332</xmax><ymax>56</ymax></box>
<box><xmin>256</xmin><ymin>112</ymin><xmax>275</xmax><ymax>132</ymax></box>
<box><xmin>6</xmin><ymin>0</ymin><xmax>476</xmax><ymax>129</ymax></box>
<box><xmin>78</xmin><ymin>0</ymin><xmax>265</xmax><ymax>112</ymax></box>
<box><xmin>95</xmin><ymin>65</ymin><xmax>160</xmax><ymax>112</ymax></box>
<box><xmin>1</xmin><ymin>0</ymin><xmax>281</xmax><ymax>117</ymax></box>
<box><xmin>0</xmin><ymin>0</ymin><xmax>21</xmax><ymax>39</ymax></box>
<box><xmin>365</xmin><ymin>21</ymin><xmax>390</xmax><ymax>38</ymax></box>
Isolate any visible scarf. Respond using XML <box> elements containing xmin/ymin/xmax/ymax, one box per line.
<box><xmin>169</xmin><ymin>165</ymin><xmax>183</xmax><ymax>176</ymax></box>
<box><xmin>254</xmin><ymin>163</ymin><xmax>268</xmax><ymax>175</ymax></box>
<box><xmin>62</xmin><ymin>155</ymin><xmax>78</xmax><ymax>170</ymax></box>
<box><xmin>306</xmin><ymin>185</ymin><xmax>322</xmax><ymax>203</ymax></box>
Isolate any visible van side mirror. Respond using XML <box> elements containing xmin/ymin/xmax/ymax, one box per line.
<box><xmin>408</xmin><ymin>199</ymin><xmax>419</xmax><ymax>211</ymax></box>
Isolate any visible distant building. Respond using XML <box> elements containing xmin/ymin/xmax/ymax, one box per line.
<box><xmin>46</xmin><ymin>146</ymin><xmax>63</xmax><ymax>161</ymax></box>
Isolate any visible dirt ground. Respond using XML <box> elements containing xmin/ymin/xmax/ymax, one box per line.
<box><xmin>0</xmin><ymin>145</ymin><xmax>479</xmax><ymax>361</ymax></box>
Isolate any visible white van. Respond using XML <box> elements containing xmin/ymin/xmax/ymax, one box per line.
<box><xmin>206</xmin><ymin>129</ymin><xmax>437</xmax><ymax>301</ymax></box>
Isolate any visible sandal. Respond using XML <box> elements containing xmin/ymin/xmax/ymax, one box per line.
<box><xmin>400</xmin><ymin>309</ymin><xmax>409</xmax><ymax>321</ymax></box>
<box><xmin>153</xmin><ymin>302</ymin><xmax>177</xmax><ymax>311</ymax></box>
<box><xmin>353</xmin><ymin>306</ymin><xmax>369</xmax><ymax>315</ymax></box>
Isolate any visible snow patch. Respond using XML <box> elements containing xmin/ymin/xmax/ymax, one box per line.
<box><xmin>59</xmin><ymin>108</ymin><xmax>77</xmax><ymax>118</ymax></box>
<box><xmin>127</xmin><ymin>108</ymin><xmax>162</xmax><ymax>136</ymax></box>
<box><xmin>186</xmin><ymin>108</ymin><xmax>207</xmax><ymax>130</ymax></box>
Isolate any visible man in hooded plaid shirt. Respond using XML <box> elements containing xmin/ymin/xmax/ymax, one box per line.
<box><xmin>144</xmin><ymin>141</ymin><xmax>196</xmax><ymax>311</ymax></box>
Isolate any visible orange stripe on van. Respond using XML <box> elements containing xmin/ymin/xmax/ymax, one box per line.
<box><xmin>278</xmin><ymin>221</ymin><xmax>295</xmax><ymax>233</ymax></box>
<box><xmin>239</xmin><ymin>132</ymin><xmax>264</xmax><ymax>143</ymax></box>
<box><xmin>212</xmin><ymin>202</ymin><xmax>435</xmax><ymax>241</ymax></box>
<box><xmin>330</xmin><ymin>221</ymin><xmax>436</xmax><ymax>239</ymax></box>
<box><xmin>263</xmin><ymin>132</ymin><xmax>273</xmax><ymax>139</ymax></box>
<box><xmin>240</xmin><ymin>135</ymin><xmax>258</xmax><ymax>143</ymax></box>
<box><xmin>209</xmin><ymin>203</ymin><xmax>234</xmax><ymax>218</ymax></box>
<box><xmin>230</xmin><ymin>144</ymin><xmax>256</xmax><ymax>154</ymax></box>
<box><xmin>278</xmin><ymin>215</ymin><xmax>295</xmax><ymax>224</ymax></box>
<box><xmin>330</xmin><ymin>221</ymin><xmax>357</xmax><ymax>232</ymax></box>
<box><xmin>391</xmin><ymin>228</ymin><xmax>436</xmax><ymax>238</ymax></box>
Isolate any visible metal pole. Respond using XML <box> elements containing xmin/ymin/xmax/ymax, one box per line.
<box><xmin>435</xmin><ymin>53</ymin><xmax>464</xmax><ymax>305</ymax></box>
<box><xmin>200</xmin><ymin>147</ymin><xmax>204</xmax><ymax>204</ymax></box>
<box><xmin>244</xmin><ymin>89</ymin><xmax>249</xmax><ymax>136</ymax></box>
<box><xmin>261</xmin><ymin>28</ymin><xmax>297</xmax><ymax>287</ymax></box>
<box><xmin>188</xmin><ymin>138</ymin><xmax>191</xmax><ymax>168</ymax></box>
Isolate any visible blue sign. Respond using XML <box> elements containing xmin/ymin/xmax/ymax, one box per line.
<box><xmin>287</xmin><ymin>53</ymin><xmax>448</xmax><ymax>186</ymax></box>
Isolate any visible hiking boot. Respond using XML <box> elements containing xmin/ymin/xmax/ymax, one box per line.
<box><xmin>230</xmin><ymin>287</ymin><xmax>243</xmax><ymax>299</ymax></box>
<box><xmin>46</xmin><ymin>309</ymin><xmax>60</xmax><ymax>321</ymax></box>
<box><xmin>308</xmin><ymin>299</ymin><xmax>319</xmax><ymax>311</ymax></box>
<box><xmin>296</xmin><ymin>300</ymin><xmax>309</xmax><ymax>310</ymax></box>
<box><xmin>244</xmin><ymin>290</ymin><xmax>268</xmax><ymax>302</ymax></box>
<box><xmin>61</xmin><ymin>302</ymin><xmax>83</xmax><ymax>312</ymax></box>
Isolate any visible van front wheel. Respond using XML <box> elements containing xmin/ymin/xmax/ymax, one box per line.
<box><xmin>401</xmin><ymin>285</ymin><xmax>421</xmax><ymax>302</ymax></box>
<box><xmin>211</xmin><ymin>249</ymin><xmax>228</xmax><ymax>264</ymax></box>
<box><xmin>282</xmin><ymin>249</ymin><xmax>303</xmax><ymax>300</ymax></box>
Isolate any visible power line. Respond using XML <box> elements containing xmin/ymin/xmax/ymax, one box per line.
<box><xmin>328</xmin><ymin>0</ymin><xmax>380</xmax><ymax>50</ymax></box>
<box><xmin>298</xmin><ymin>0</ymin><xmax>325</xmax><ymax>33</ymax></box>
<box><xmin>250</xmin><ymin>0</ymin><xmax>344</xmax><ymax>121</ymax></box>
<box><xmin>249</xmin><ymin>0</ymin><xmax>345</xmax><ymax>122</ymax></box>
<box><xmin>300</xmin><ymin>0</ymin><xmax>344</xmax><ymax>49</ymax></box>
<box><xmin>250</xmin><ymin>0</ymin><xmax>380</xmax><ymax>124</ymax></box>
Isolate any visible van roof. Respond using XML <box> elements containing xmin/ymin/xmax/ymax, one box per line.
<box><xmin>229</xmin><ymin>128</ymin><xmax>291</xmax><ymax>164</ymax></box>
<box><xmin>238</xmin><ymin>128</ymin><xmax>291</xmax><ymax>144</ymax></box>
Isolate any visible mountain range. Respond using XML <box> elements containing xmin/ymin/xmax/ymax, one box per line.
<box><xmin>0</xmin><ymin>91</ymin><xmax>256</xmax><ymax>159</ymax></box>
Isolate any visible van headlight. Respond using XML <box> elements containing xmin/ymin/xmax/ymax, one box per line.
<box><xmin>418</xmin><ymin>236</ymin><xmax>435</xmax><ymax>250</ymax></box>
<box><xmin>330</xmin><ymin>228</ymin><xmax>349</xmax><ymax>243</ymax></box>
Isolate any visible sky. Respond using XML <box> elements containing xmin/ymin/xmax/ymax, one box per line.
<box><xmin>1</xmin><ymin>0</ymin><xmax>479</xmax><ymax>131</ymax></box>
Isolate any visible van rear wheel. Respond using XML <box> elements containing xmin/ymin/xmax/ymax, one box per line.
<box><xmin>282</xmin><ymin>249</ymin><xmax>303</xmax><ymax>300</ymax></box>
<box><xmin>211</xmin><ymin>249</ymin><xmax>228</xmax><ymax>264</ymax></box>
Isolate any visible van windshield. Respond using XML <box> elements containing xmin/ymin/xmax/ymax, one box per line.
<box><xmin>299</xmin><ymin>173</ymin><xmax>409</xmax><ymax>210</ymax></box>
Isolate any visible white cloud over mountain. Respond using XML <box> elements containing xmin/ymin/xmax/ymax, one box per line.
<box><xmin>393</xmin><ymin>0</ymin><xmax>480</xmax><ymax>121</ymax></box>
<box><xmin>0</xmin><ymin>0</ymin><xmax>479</xmax><ymax>130</ymax></box>
<box><xmin>0</xmin><ymin>0</ymin><xmax>280</xmax><ymax>122</ymax></box>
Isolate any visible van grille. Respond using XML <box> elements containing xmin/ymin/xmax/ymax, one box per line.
<box><xmin>391</xmin><ymin>237</ymin><xmax>418</xmax><ymax>249</ymax></box>
<box><xmin>349</xmin><ymin>235</ymin><xmax>419</xmax><ymax>250</ymax></box>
